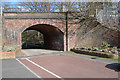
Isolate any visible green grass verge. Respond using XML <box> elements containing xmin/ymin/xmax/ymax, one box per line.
<box><xmin>66</xmin><ymin>51</ymin><xmax>120</xmax><ymax>61</ymax></box>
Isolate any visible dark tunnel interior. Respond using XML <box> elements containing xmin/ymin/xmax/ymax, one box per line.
<box><xmin>22</xmin><ymin>24</ymin><xmax>64</xmax><ymax>51</ymax></box>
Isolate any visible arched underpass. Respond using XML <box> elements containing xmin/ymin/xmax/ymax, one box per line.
<box><xmin>22</xmin><ymin>30</ymin><xmax>44</xmax><ymax>49</ymax></box>
<box><xmin>22</xmin><ymin>24</ymin><xmax>64</xmax><ymax>51</ymax></box>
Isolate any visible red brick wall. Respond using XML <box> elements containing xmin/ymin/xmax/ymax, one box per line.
<box><xmin>2</xmin><ymin>13</ymin><xmax>120</xmax><ymax>51</ymax></box>
<box><xmin>3</xmin><ymin>13</ymin><xmax>67</xmax><ymax>51</ymax></box>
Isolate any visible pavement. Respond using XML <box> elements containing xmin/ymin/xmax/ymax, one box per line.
<box><xmin>21</xmin><ymin>49</ymin><xmax>63</xmax><ymax>56</ymax></box>
<box><xmin>20</xmin><ymin>49</ymin><xmax>118</xmax><ymax>64</ymax></box>
<box><xmin>2</xmin><ymin>59</ymin><xmax>37</xmax><ymax>78</ymax></box>
<box><xmin>1</xmin><ymin>49</ymin><xmax>120</xmax><ymax>79</ymax></box>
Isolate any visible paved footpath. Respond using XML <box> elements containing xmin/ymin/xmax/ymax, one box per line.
<box><xmin>2</xmin><ymin>59</ymin><xmax>37</xmax><ymax>78</ymax></box>
<box><xmin>2</xmin><ymin>50</ymin><xmax>119</xmax><ymax>79</ymax></box>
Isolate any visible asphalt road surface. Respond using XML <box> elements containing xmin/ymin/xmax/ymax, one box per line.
<box><xmin>2</xmin><ymin>50</ymin><xmax>119</xmax><ymax>80</ymax></box>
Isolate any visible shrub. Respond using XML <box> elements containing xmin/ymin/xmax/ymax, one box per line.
<box><xmin>71</xmin><ymin>47</ymin><xmax>113</xmax><ymax>58</ymax></box>
<box><xmin>87</xmin><ymin>47</ymin><xmax>92</xmax><ymax>50</ymax></box>
<box><xmin>101</xmin><ymin>42</ymin><xmax>110</xmax><ymax>49</ymax></box>
<box><xmin>7</xmin><ymin>47</ymin><xmax>15</xmax><ymax>52</ymax></box>
<box><xmin>80</xmin><ymin>47</ymin><xmax>87</xmax><ymax>50</ymax></box>
<box><xmin>92</xmin><ymin>47</ymin><xmax>99</xmax><ymax>51</ymax></box>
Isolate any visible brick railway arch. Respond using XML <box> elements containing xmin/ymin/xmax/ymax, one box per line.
<box><xmin>4</xmin><ymin>13</ymin><xmax>68</xmax><ymax>52</ymax></box>
<box><xmin>20</xmin><ymin>24</ymin><xmax>64</xmax><ymax>51</ymax></box>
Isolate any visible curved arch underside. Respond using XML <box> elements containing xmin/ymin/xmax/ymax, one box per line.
<box><xmin>23</xmin><ymin>24</ymin><xmax>64</xmax><ymax>51</ymax></box>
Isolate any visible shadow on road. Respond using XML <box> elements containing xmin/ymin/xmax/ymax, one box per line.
<box><xmin>105</xmin><ymin>63</ymin><xmax>120</xmax><ymax>72</ymax></box>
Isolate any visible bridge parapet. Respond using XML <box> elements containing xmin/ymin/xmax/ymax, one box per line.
<box><xmin>4</xmin><ymin>12</ymin><xmax>66</xmax><ymax>19</ymax></box>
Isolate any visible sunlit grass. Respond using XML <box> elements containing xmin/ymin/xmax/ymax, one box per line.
<box><xmin>66</xmin><ymin>51</ymin><xmax>120</xmax><ymax>61</ymax></box>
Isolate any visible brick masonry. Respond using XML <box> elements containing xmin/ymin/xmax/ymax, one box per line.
<box><xmin>1</xmin><ymin>13</ymin><xmax>120</xmax><ymax>52</ymax></box>
<box><xmin>0</xmin><ymin>16</ymin><xmax>2</xmax><ymax>52</ymax></box>
<box><xmin>2</xmin><ymin>13</ymin><xmax>67</xmax><ymax>51</ymax></box>
<box><xmin>73</xmin><ymin>18</ymin><xmax>120</xmax><ymax>48</ymax></box>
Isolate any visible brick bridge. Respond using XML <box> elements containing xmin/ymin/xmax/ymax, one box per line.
<box><xmin>1</xmin><ymin>12</ymin><xmax>77</xmax><ymax>52</ymax></box>
<box><xmin>1</xmin><ymin>12</ymin><xmax>120</xmax><ymax>55</ymax></box>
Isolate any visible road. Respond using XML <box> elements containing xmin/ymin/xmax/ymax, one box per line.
<box><xmin>2</xmin><ymin>49</ymin><xmax>119</xmax><ymax>80</ymax></box>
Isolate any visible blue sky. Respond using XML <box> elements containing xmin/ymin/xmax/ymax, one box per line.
<box><xmin>1</xmin><ymin>0</ymin><xmax>120</xmax><ymax>2</ymax></box>
<box><xmin>1</xmin><ymin>0</ymin><xmax>119</xmax><ymax>12</ymax></box>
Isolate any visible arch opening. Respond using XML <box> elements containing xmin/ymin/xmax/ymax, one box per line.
<box><xmin>21</xmin><ymin>24</ymin><xmax>64</xmax><ymax>51</ymax></box>
<box><xmin>22</xmin><ymin>30</ymin><xmax>44</xmax><ymax>49</ymax></box>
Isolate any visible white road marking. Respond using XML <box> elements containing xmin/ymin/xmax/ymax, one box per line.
<box><xmin>25</xmin><ymin>58</ymin><xmax>62</xmax><ymax>79</ymax></box>
<box><xmin>16</xmin><ymin>59</ymin><xmax>41</xmax><ymax>78</ymax></box>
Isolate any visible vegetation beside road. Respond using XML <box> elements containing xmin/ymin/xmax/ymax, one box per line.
<box><xmin>67</xmin><ymin>51</ymin><xmax>120</xmax><ymax>61</ymax></box>
<box><xmin>70</xmin><ymin>42</ymin><xmax>119</xmax><ymax>61</ymax></box>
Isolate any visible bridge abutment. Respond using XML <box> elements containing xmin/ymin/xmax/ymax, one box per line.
<box><xmin>0</xmin><ymin>5</ymin><xmax>2</xmax><ymax>52</ymax></box>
